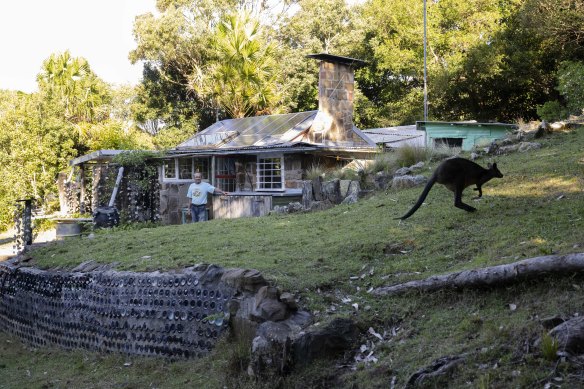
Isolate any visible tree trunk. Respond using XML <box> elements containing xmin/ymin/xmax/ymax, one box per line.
<box><xmin>372</xmin><ymin>253</ymin><xmax>584</xmax><ymax>296</ymax></box>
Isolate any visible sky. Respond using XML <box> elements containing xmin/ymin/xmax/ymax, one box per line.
<box><xmin>0</xmin><ymin>0</ymin><xmax>157</xmax><ymax>93</ymax></box>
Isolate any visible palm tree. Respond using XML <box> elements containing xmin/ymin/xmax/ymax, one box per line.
<box><xmin>189</xmin><ymin>12</ymin><xmax>282</xmax><ymax>118</ymax></box>
<box><xmin>37</xmin><ymin>51</ymin><xmax>110</xmax><ymax>123</ymax></box>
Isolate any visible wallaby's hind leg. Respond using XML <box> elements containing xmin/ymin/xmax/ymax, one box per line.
<box><xmin>454</xmin><ymin>187</ymin><xmax>477</xmax><ymax>212</ymax></box>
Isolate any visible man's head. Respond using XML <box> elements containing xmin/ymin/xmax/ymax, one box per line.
<box><xmin>194</xmin><ymin>173</ymin><xmax>202</xmax><ymax>183</ymax></box>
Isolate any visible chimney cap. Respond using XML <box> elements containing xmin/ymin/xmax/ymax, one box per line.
<box><xmin>306</xmin><ymin>53</ymin><xmax>368</xmax><ymax>68</ymax></box>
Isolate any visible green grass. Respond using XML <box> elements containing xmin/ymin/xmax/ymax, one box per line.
<box><xmin>2</xmin><ymin>127</ymin><xmax>584</xmax><ymax>388</ymax></box>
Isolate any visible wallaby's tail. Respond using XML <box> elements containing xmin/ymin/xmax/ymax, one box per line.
<box><xmin>395</xmin><ymin>176</ymin><xmax>436</xmax><ymax>220</ymax></box>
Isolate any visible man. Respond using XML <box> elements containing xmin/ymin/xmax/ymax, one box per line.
<box><xmin>186</xmin><ymin>173</ymin><xmax>228</xmax><ymax>222</ymax></box>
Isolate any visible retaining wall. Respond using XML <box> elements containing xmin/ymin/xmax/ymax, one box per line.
<box><xmin>0</xmin><ymin>262</ymin><xmax>235</xmax><ymax>358</ymax></box>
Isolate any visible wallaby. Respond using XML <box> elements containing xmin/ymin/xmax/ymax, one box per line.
<box><xmin>395</xmin><ymin>157</ymin><xmax>503</xmax><ymax>220</ymax></box>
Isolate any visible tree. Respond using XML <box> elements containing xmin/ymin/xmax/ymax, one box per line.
<box><xmin>37</xmin><ymin>51</ymin><xmax>111</xmax><ymax>123</ymax></box>
<box><xmin>189</xmin><ymin>12</ymin><xmax>282</xmax><ymax>118</ymax></box>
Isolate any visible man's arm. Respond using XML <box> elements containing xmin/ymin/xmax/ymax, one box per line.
<box><xmin>213</xmin><ymin>188</ymin><xmax>228</xmax><ymax>196</ymax></box>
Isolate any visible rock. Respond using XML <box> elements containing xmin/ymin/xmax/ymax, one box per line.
<box><xmin>410</xmin><ymin>161</ymin><xmax>425</xmax><ymax>170</ymax></box>
<box><xmin>341</xmin><ymin>181</ymin><xmax>361</xmax><ymax>205</ymax></box>
<box><xmin>322</xmin><ymin>179</ymin><xmax>342</xmax><ymax>204</ymax></box>
<box><xmin>280</xmin><ymin>292</ymin><xmax>298</xmax><ymax>310</ymax></box>
<box><xmin>540</xmin><ymin>315</ymin><xmax>566</xmax><ymax>330</ymax></box>
<box><xmin>301</xmin><ymin>180</ymin><xmax>314</xmax><ymax>209</ymax></box>
<box><xmin>293</xmin><ymin>318</ymin><xmax>358</xmax><ymax>366</ymax></box>
<box><xmin>374</xmin><ymin>171</ymin><xmax>393</xmax><ymax>190</ymax></box>
<box><xmin>221</xmin><ymin>268</ymin><xmax>268</xmax><ymax>292</ymax></box>
<box><xmin>312</xmin><ymin>176</ymin><xmax>324</xmax><ymax>201</ymax></box>
<box><xmin>287</xmin><ymin>202</ymin><xmax>303</xmax><ymax>213</ymax></box>
<box><xmin>339</xmin><ymin>180</ymin><xmax>352</xmax><ymax>198</ymax></box>
<box><xmin>518</xmin><ymin>142</ymin><xmax>542</xmax><ymax>152</ymax></box>
<box><xmin>394</xmin><ymin>167</ymin><xmax>411</xmax><ymax>177</ymax></box>
<box><xmin>271</xmin><ymin>205</ymin><xmax>288</xmax><ymax>214</ymax></box>
<box><xmin>252</xmin><ymin>286</ymin><xmax>289</xmax><ymax>322</ymax></box>
<box><xmin>549</xmin><ymin>316</ymin><xmax>584</xmax><ymax>354</ymax></box>
<box><xmin>392</xmin><ymin>175</ymin><xmax>427</xmax><ymax>190</ymax></box>
<box><xmin>535</xmin><ymin>120</ymin><xmax>552</xmax><ymax>138</ymax></box>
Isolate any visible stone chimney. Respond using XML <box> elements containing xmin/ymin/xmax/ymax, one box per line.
<box><xmin>307</xmin><ymin>54</ymin><xmax>367</xmax><ymax>143</ymax></box>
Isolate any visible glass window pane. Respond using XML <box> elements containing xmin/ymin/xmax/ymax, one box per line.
<box><xmin>194</xmin><ymin>158</ymin><xmax>209</xmax><ymax>179</ymax></box>
<box><xmin>163</xmin><ymin>159</ymin><xmax>176</xmax><ymax>179</ymax></box>
<box><xmin>178</xmin><ymin>158</ymin><xmax>192</xmax><ymax>180</ymax></box>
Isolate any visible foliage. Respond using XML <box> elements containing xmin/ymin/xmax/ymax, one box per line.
<box><xmin>189</xmin><ymin>12</ymin><xmax>283</xmax><ymax>118</ymax></box>
<box><xmin>556</xmin><ymin>61</ymin><xmax>584</xmax><ymax>115</ymax></box>
<box><xmin>37</xmin><ymin>51</ymin><xmax>111</xmax><ymax>124</ymax></box>
<box><xmin>541</xmin><ymin>332</ymin><xmax>559</xmax><ymax>361</ymax></box>
<box><xmin>276</xmin><ymin>0</ymin><xmax>364</xmax><ymax>113</ymax></box>
<box><xmin>537</xmin><ymin>100</ymin><xmax>570</xmax><ymax>122</ymax></box>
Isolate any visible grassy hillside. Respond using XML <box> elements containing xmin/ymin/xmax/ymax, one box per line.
<box><xmin>1</xmin><ymin>127</ymin><xmax>583</xmax><ymax>388</ymax></box>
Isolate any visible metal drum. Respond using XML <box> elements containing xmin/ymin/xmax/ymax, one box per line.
<box><xmin>56</xmin><ymin>220</ymin><xmax>82</xmax><ymax>238</ymax></box>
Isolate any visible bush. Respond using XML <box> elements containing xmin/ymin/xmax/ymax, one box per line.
<box><xmin>537</xmin><ymin>100</ymin><xmax>570</xmax><ymax>122</ymax></box>
<box><xmin>395</xmin><ymin>145</ymin><xmax>432</xmax><ymax>167</ymax></box>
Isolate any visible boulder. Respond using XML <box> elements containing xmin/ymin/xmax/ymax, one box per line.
<box><xmin>394</xmin><ymin>167</ymin><xmax>411</xmax><ymax>177</ymax></box>
<box><xmin>374</xmin><ymin>172</ymin><xmax>393</xmax><ymax>190</ymax></box>
<box><xmin>392</xmin><ymin>175</ymin><xmax>427</xmax><ymax>190</ymax></box>
<box><xmin>251</xmin><ymin>286</ymin><xmax>289</xmax><ymax>322</ymax></box>
<box><xmin>293</xmin><ymin>318</ymin><xmax>359</xmax><ymax>366</ymax></box>
<box><xmin>322</xmin><ymin>178</ymin><xmax>342</xmax><ymax>204</ymax></box>
<box><xmin>221</xmin><ymin>268</ymin><xmax>267</xmax><ymax>292</ymax></box>
<box><xmin>341</xmin><ymin>181</ymin><xmax>361</xmax><ymax>205</ymax></box>
<box><xmin>549</xmin><ymin>316</ymin><xmax>584</xmax><ymax>355</ymax></box>
<box><xmin>518</xmin><ymin>142</ymin><xmax>542</xmax><ymax>152</ymax></box>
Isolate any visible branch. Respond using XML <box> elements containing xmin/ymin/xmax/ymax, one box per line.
<box><xmin>372</xmin><ymin>253</ymin><xmax>584</xmax><ymax>296</ymax></box>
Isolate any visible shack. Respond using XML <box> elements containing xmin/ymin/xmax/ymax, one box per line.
<box><xmin>417</xmin><ymin>121</ymin><xmax>517</xmax><ymax>151</ymax></box>
<box><xmin>68</xmin><ymin>54</ymin><xmax>378</xmax><ymax>224</ymax></box>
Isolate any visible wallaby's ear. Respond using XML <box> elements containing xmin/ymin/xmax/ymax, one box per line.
<box><xmin>487</xmin><ymin>162</ymin><xmax>493</xmax><ymax>169</ymax></box>
<box><xmin>492</xmin><ymin>162</ymin><xmax>497</xmax><ymax>169</ymax></box>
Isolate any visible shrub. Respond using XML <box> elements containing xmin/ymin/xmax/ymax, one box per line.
<box><xmin>305</xmin><ymin>164</ymin><xmax>325</xmax><ymax>180</ymax></box>
<box><xmin>541</xmin><ymin>332</ymin><xmax>559</xmax><ymax>361</ymax></box>
<box><xmin>537</xmin><ymin>100</ymin><xmax>569</xmax><ymax>122</ymax></box>
<box><xmin>395</xmin><ymin>145</ymin><xmax>432</xmax><ymax>167</ymax></box>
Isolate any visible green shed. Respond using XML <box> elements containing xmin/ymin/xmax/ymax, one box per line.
<box><xmin>416</xmin><ymin>121</ymin><xmax>517</xmax><ymax>151</ymax></box>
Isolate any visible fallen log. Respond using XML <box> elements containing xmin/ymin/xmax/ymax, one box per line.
<box><xmin>372</xmin><ymin>253</ymin><xmax>584</xmax><ymax>296</ymax></box>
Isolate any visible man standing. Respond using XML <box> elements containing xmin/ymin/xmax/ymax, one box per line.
<box><xmin>187</xmin><ymin>173</ymin><xmax>228</xmax><ymax>222</ymax></box>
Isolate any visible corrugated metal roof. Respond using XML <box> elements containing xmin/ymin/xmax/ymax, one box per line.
<box><xmin>176</xmin><ymin>111</ymin><xmax>317</xmax><ymax>149</ymax></box>
<box><xmin>362</xmin><ymin>125</ymin><xmax>425</xmax><ymax>144</ymax></box>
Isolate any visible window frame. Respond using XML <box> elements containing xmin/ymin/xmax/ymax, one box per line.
<box><xmin>256</xmin><ymin>154</ymin><xmax>285</xmax><ymax>192</ymax></box>
<box><xmin>162</xmin><ymin>157</ymin><xmax>210</xmax><ymax>182</ymax></box>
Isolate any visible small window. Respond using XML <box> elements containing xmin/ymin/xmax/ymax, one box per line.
<box><xmin>178</xmin><ymin>158</ymin><xmax>192</xmax><ymax>180</ymax></box>
<box><xmin>216</xmin><ymin>158</ymin><xmax>236</xmax><ymax>192</ymax></box>
<box><xmin>163</xmin><ymin>159</ymin><xmax>176</xmax><ymax>179</ymax></box>
<box><xmin>434</xmin><ymin>138</ymin><xmax>463</xmax><ymax>148</ymax></box>
<box><xmin>257</xmin><ymin>156</ymin><xmax>284</xmax><ymax>191</ymax></box>
<box><xmin>194</xmin><ymin>158</ymin><xmax>209</xmax><ymax>180</ymax></box>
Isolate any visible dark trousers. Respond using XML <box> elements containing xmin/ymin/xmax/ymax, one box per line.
<box><xmin>190</xmin><ymin>204</ymin><xmax>208</xmax><ymax>222</ymax></box>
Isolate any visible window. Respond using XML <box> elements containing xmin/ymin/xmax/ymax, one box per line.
<box><xmin>178</xmin><ymin>158</ymin><xmax>192</xmax><ymax>180</ymax></box>
<box><xmin>194</xmin><ymin>158</ymin><xmax>209</xmax><ymax>179</ymax></box>
<box><xmin>215</xmin><ymin>158</ymin><xmax>236</xmax><ymax>192</ymax></box>
<box><xmin>163</xmin><ymin>157</ymin><xmax>210</xmax><ymax>181</ymax></box>
<box><xmin>434</xmin><ymin>138</ymin><xmax>463</xmax><ymax>148</ymax></box>
<box><xmin>257</xmin><ymin>156</ymin><xmax>284</xmax><ymax>191</ymax></box>
<box><xmin>163</xmin><ymin>159</ymin><xmax>176</xmax><ymax>179</ymax></box>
